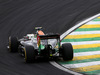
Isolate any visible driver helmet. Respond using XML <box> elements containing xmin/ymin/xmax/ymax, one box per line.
<box><xmin>37</xmin><ymin>30</ymin><xmax>44</xmax><ymax>35</ymax></box>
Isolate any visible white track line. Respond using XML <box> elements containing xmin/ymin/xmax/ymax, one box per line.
<box><xmin>50</xmin><ymin>13</ymin><xmax>100</xmax><ymax>75</ymax></box>
<box><xmin>86</xmin><ymin>21</ymin><xmax>100</xmax><ymax>24</ymax></box>
<box><xmin>62</xmin><ymin>40</ymin><xmax>100</xmax><ymax>45</ymax></box>
<box><xmin>62</xmin><ymin>61</ymin><xmax>100</xmax><ymax>68</ymax></box>
<box><xmin>74</xmin><ymin>51</ymin><xmax>100</xmax><ymax>57</ymax></box>
<box><xmin>69</xmin><ymin>31</ymin><xmax>100</xmax><ymax>35</ymax></box>
<box><xmin>49</xmin><ymin>61</ymin><xmax>83</xmax><ymax>75</ymax></box>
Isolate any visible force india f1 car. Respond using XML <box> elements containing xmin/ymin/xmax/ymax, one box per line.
<box><xmin>8</xmin><ymin>27</ymin><xmax>73</xmax><ymax>63</ymax></box>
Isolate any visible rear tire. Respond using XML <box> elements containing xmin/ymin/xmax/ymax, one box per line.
<box><xmin>62</xmin><ymin>43</ymin><xmax>73</xmax><ymax>60</ymax></box>
<box><xmin>24</xmin><ymin>45</ymin><xmax>35</xmax><ymax>63</ymax></box>
<box><xmin>9</xmin><ymin>36</ymin><xmax>19</xmax><ymax>52</ymax></box>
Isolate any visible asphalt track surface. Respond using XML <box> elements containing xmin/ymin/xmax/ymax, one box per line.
<box><xmin>1</xmin><ymin>0</ymin><xmax>100</xmax><ymax>75</ymax></box>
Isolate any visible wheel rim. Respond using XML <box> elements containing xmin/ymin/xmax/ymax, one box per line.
<box><xmin>23</xmin><ymin>48</ymin><xmax>27</xmax><ymax>62</ymax></box>
<box><xmin>9</xmin><ymin>37</ymin><xmax>11</xmax><ymax>52</ymax></box>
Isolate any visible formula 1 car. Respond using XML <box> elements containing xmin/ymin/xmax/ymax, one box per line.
<box><xmin>8</xmin><ymin>27</ymin><xmax>73</xmax><ymax>63</ymax></box>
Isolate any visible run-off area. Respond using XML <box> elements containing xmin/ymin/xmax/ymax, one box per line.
<box><xmin>57</xmin><ymin>17</ymin><xmax>100</xmax><ymax>74</ymax></box>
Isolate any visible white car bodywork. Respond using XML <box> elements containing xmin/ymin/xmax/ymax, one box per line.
<box><xmin>19</xmin><ymin>34</ymin><xmax>57</xmax><ymax>49</ymax></box>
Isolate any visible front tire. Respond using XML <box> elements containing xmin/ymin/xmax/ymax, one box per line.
<box><xmin>9</xmin><ymin>36</ymin><xmax>19</xmax><ymax>52</ymax></box>
<box><xmin>24</xmin><ymin>45</ymin><xmax>35</xmax><ymax>63</ymax></box>
<box><xmin>62</xmin><ymin>43</ymin><xmax>73</xmax><ymax>60</ymax></box>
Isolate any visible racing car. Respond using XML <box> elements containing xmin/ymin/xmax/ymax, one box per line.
<box><xmin>8</xmin><ymin>27</ymin><xmax>73</xmax><ymax>62</ymax></box>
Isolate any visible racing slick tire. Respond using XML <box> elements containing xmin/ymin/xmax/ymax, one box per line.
<box><xmin>62</xmin><ymin>43</ymin><xmax>73</xmax><ymax>60</ymax></box>
<box><xmin>9</xmin><ymin>36</ymin><xmax>19</xmax><ymax>52</ymax></box>
<box><xmin>24</xmin><ymin>45</ymin><xmax>35</xmax><ymax>63</ymax></box>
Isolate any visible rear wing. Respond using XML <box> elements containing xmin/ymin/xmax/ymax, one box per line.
<box><xmin>37</xmin><ymin>34</ymin><xmax>61</xmax><ymax>49</ymax></box>
<box><xmin>38</xmin><ymin>34</ymin><xmax>60</xmax><ymax>39</ymax></box>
